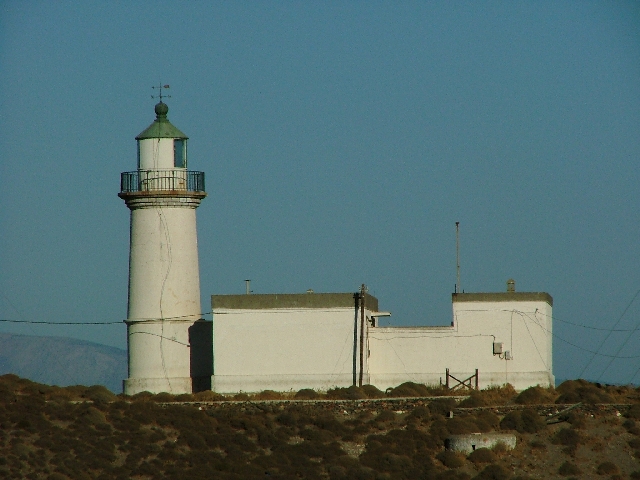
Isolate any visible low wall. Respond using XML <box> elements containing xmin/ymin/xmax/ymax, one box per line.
<box><xmin>446</xmin><ymin>433</ymin><xmax>516</xmax><ymax>454</ymax></box>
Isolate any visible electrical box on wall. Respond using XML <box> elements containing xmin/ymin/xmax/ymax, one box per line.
<box><xmin>493</xmin><ymin>342</ymin><xmax>503</xmax><ymax>355</ymax></box>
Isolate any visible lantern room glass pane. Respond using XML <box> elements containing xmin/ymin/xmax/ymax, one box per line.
<box><xmin>174</xmin><ymin>139</ymin><xmax>186</xmax><ymax>168</ymax></box>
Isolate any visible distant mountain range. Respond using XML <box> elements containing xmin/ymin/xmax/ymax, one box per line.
<box><xmin>0</xmin><ymin>333</ymin><xmax>126</xmax><ymax>393</ymax></box>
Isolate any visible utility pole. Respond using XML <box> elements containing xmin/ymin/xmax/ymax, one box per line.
<box><xmin>456</xmin><ymin>222</ymin><xmax>460</xmax><ymax>294</ymax></box>
<box><xmin>358</xmin><ymin>283</ymin><xmax>366</xmax><ymax>387</ymax></box>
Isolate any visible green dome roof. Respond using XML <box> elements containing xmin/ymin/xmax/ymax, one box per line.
<box><xmin>136</xmin><ymin>102</ymin><xmax>188</xmax><ymax>140</ymax></box>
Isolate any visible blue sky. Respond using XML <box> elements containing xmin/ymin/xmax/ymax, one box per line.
<box><xmin>1</xmin><ymin>1</ymin><xmax>639</xmax><ymax>385</ymax></box>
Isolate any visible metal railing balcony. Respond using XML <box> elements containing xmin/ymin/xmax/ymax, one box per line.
<box><xmin>120</xmin><ymin>169</ymin><xmax>205</xmax><ymax>194</ymax></box>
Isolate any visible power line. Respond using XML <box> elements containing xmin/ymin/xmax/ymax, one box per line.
<box><xmin>0</xmin><ymin>319</ymin><xmax>122</xmax><ymax>325</ymax></box>
<box><xmin>579</xmin><ymin>287</ymin><xmax>640</xmax><ymax>378</ymax></box>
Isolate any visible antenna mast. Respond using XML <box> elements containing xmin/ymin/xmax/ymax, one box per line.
<box><xmin>456</xmin><ymin>222</ymin><xmax>460</xmax><ymax>293</ymax></box>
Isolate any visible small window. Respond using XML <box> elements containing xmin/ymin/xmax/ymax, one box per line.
<box><xmin>174</xmin><ymin>139</ymin><xmax>186</xmax><ymax>168</ymax></box>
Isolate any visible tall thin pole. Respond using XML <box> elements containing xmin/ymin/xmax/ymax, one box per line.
<box><xmin>456</xmin><ymin>222</ymin><xmax>460</xmax><ymax>294</ymax></box>
<box><xmin>358</xmin><ymin>283</ymin><xmax>366</xmax><ymax>387</ymax></box>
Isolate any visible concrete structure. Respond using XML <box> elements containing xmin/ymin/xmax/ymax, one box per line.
<box><xmin>446</xmin><ymin>433</ymin><xmax>517</xmax><ymax>454</ymax></box>
<box><xmin>211</xmin><ymin>292</ymin><xmax>380</xmax><ymax>393</ymax></box>
<box><xmin>368</xmin><ymin>287</ymin><xmax>554</xmax><ymax>391</ymax></box>
<box><xmin>211</xmin><ymin>281</ymin><xmax>553</xmax><ymax>393</ymax></box>
<box><xmin>119</xmin><ymin>101</ymin><xmax>208</xmax><ymax>395</ymax></box>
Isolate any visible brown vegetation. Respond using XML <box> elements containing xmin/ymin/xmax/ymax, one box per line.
<box><xmin>1</xmin><ymin>374</ymin><xmax>640</xmax><ymax>478</ymax></box>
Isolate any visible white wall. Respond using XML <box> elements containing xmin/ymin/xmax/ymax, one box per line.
<box><xmin>368</xmin><ymin>298</ymin><xmax>553</xmax><ymax>391</ymax></box>
<box><xmin>127</xmin><ymin>207</ymin><xmax>202</xmax><ymax>323</ymax></box>
<box><xmin>139</xmin><ymin>138</ymin><xmax>175</xmax><ymax>169</ymax></box>
<box><xmin>212</xmin><ymin>307</ymin><xmax>374</xmax><ymax>393</ymax></box>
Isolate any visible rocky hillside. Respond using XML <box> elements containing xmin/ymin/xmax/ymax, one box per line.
<box><xmin>1</xmin><ymin>376</ymin><xmax>640</xmax><ymax>479</ymax></box>
<box><xmin>0</xmin><ymin>333</ymin><xmax>126</xmax><ymax>392</ymax></box>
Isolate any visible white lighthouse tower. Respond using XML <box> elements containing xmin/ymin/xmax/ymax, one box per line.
<box><xmin>119</xmin><ymin>96</ymin><xmax>207</xmax><ymax>395</ymax></box>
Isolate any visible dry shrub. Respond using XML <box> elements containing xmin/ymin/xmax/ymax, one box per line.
<box><xmin>516</xmin><ymin>385</ymin><xmax>557</xmax><ymax>405</ymax></box>
<box><xmin>232</xmin><ymin>393</ymin><xmax>250</xmax><ymax>401</ymax></box>
<box><xmin>130</xmin><ymin>391</ymin><xmax>153</xmax><ymax>400</ymax></box>
<box><xmin>174</xmin><ymin>393</ymin><xmax>194</xmax><ymax>401</ymax></box>
<box><xmin>407</xmin><ymin>406</ymin><xmax>430</xmax><ymax>422</ymax></box>
<box><xmin>361</xmin><ymin>384</ymin><xmax>386</xmax><ymax>398</ymax></box>
<box><xmin>565</xmin><ymin>412</ymin><xmax>586</xmax><ymax>429</ymax></box>
<box><xmin>491</xmin><ymin>441</ymin><xmax>509</xmax><ymax>456</ymax></box>
<box><xmin>458</xmin><ymin>391</ymin><xmax>486</xmax><ymax>408</ymax></box>
<box><xmin>82</xmin><ymin>385</ymin><xmax>117</xmax><ymax>403</ymax></box>
<box><xmin>629</xmin><ymin>438</ymin><xmax>640</xmax><ymax>449</ymax></box>
<box><xmin>373</xmin><ymin>410</ymin><xmax>395</xmax><ymax>424</ymax></box>
<box><xmin>436</xmin><ymin>450</ymin><xmax>465</xmax><ymax>468</ymax></box>
<box><xmin>500</xmin><ymin>409</ymin><xmax>546</xmax><ymax>433</ymax></box>
<box><xmin>467</xmin><ymin>447</ymin><xmax>496</xmax><ymax>464</ymax></box>
<box><xmin>627</xmin><ymin>404</ymin><xmax>640</xmax><ymax>420</ymax></box>
<box><xmin>631</xmin><ymin>471</ymin><xmax>640</xmax><ymax>479</ymax></box>
<box><xmin>192</xmin><ymin>390</ymin><xmax>225</xmax><ymax>401</ymax></box>
<box><xmin>623</xmin><ymin>419</ymin><xmax>640</xmax><ymax>435</ymax></box>
<box><xmin>435</xmin><ymin>472</ymin><xmax>472</xmax><ymax>480</ymax></box>
<box><xmin>447</xmin><ymin>416</ymin><xmax>484</xmax><ymax>434</ymax></box>
<box><xmin>558</xmin><ymin>461</ymin><xmax>581</xmax><ymax>475</ymax></box>
<box><xmin>151</xmin><ymin>392</ymin><xmax>177</xmax><ymax>402</ymax></box>
<box><xmin>596</xmin><ymin>461</ymin><xmax>618</xmax><ymax>475</ymax></box>
<box><xmin>294</xmin><ymin>388</ymin><xmax>320</xmax><ymax>400</ymax></box>
<box><xmin>474</xmin><ymin>463</ymin><xmax>511</xmax><ymax>480</ymax></box>
<box><xmin>529</xmin><ymin>439</ymin><xmax>547</xmax><ymax>450</ymax></box>
<box><xmin>276</xmin><ymin>411</ymin><xmax>298</xmax><ymax>427</ymax></box>
<box><xmin>254</xmin><ymin>390</ymin><xmax>281</xmax><ymax>400</ymax></box>
<box><xmin>555</xmin><ymin>379</ymin><xmax>613</xmax><ymax>404</ymax></box>
<box><xmin>552</xmin><ymin>427</ymin><xmax>581</xmax><ymax>456</ymax></box>
<box><xmin>429</xmin><ymin>398</ymin><xmax>458</xmax><ymax>416</ymax></box>
<box><xmin>386</xmin><ymin>382</ymin><xmax>431</xmax><ymax>397</ymax></box>
<box><xmin>326</xmin><ymin>386</ymin><xmax>367</xmax><ymax>400</ymax></box>
<box><xmin>475</xmin><ymin>410</ymin><xmax>500</xmax><ymax>431</ymax></box>
<box><xmin>477</xmin><ymin>384</ymin><xmax>517</xmax><ymax>406</ymax></box>
<box><xmin>77</xmin><ymin>406</ymin><xmax>107</xmax><ymax>425</ymax></box>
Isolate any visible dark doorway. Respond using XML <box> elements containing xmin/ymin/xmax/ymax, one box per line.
<box><xmin>189</xmin><ymin>320</ymin><xmax>213</xmax><ymax>392</ymax></box>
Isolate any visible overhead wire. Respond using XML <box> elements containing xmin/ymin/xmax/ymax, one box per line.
<box><xmin>579</xmin><ymin>287</ymin><xmax>640</xmax><ymax>378</ymax></box>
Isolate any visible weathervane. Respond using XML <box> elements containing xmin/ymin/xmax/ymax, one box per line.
<box><xmin>151</xmin><ymin>83</ymin><xmax>171</xmax><ymax>102</ymax></box>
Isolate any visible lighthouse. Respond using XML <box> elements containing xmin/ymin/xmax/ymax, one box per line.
<box><xmin>119</xmin><ymin>97</ymin><xmax>207</xmax><ymax>395</ymax></box>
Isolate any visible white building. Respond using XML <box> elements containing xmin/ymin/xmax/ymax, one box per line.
<box><xmin>211</xmin><ymin>280</ymin><xmax>554</xmax><ymax>393</ymax></box>
<box><xmin>120</xmin><ymin>103</ymin><xmax>553</xmax><ymax>395</ymax></box>
<box><xmin>119</xmin><ymin>100</ymin><xmax>209</xmax><ymax>395</ymax></box>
